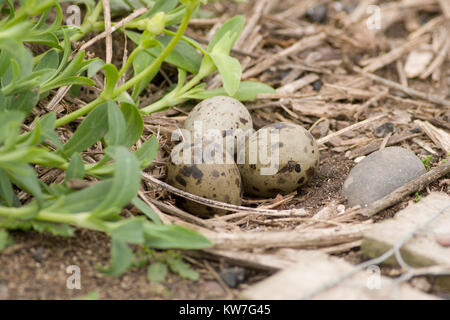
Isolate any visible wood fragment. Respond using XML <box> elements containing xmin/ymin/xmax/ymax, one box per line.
<box><xmin>362</xmin><ymin>36</ymin><xmax>426</xmax><ymax>73</ymax></box>
<box><xmin>355</xmin><ymin>67</ymin><xmax>450</xmax><ymax>105</ymax></box>
<box><xmin>141</xmin><ymin>172</ymin><xmax>308</xmax><ymax>216</ymax></box>
<box><xmin>346</xmin><ymin>131</ymin><xmax>422</xmax><ymax>159</ymax></box>
<box><xmin>415</xmin><ymin>120</ymin><xmax>450</xmax><ymax>153</ymax></box>
<box><xmin>318</xmin><ymin>114</ymin><xmax>386</xmax><ymax>145</ymax></box>
<box><xmin>276</xmin><ymin>74</ymin><xmax>319</xmax><ymax>94</ymax></box>
<box><xmin>208</xmin><ymin>224</ymin><xmax>371</xmax><ymax>250</ymax></box>
<box><xmin>361</xmin><ymin>193</ymin><xmax>450</xmax><ymax>289</ymax></box>
<box><xmin>102</xmin><ymin>0</ymin><xmax>113</xmax><ymax>64</ymax></box>
<box><xmin>240</xmin><ymin>251</ymin><xmax>436</xmax><ymax>300</ymax></box>
<box><xmin>243</xmin><ymin>33</ymin><xmax>326</xmax><ymax>78</ymax></box>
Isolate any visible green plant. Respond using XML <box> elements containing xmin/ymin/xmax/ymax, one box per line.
<box><xmin>414</xmin><ymin>192</ymin><xmax>422</xmax><ymax>202</ymax></box>
<box><xmin>0</xmin><ymin>0</ymin><xmax>274</xmax><ymax>275</ymax></box>
<box><xmin>421</xmin><ymin>155</ymin><xmax>432</xmax><ymax>171</ymax></box>
<box><xmin>135</xmin><ymin>248</ymin><xmax>198</xmax><ymax>283</ymax></box>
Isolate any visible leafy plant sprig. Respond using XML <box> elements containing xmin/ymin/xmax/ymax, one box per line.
<box><xmin>0</xmin><ymin>0</ymin><xmax>274</xmax><ymax>277</ymax></box>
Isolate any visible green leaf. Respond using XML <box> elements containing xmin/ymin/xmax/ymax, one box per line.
<box><xmin>131</xmin><ymin>50</ymin><xmax>157</xmax><ymax>99</ymax></box>
<box><xmin>91</xmin><ymin>146</ymin><xmax>141</xmax><ymax>218</ymax></box>
<box><xmin>4</xmin><ymin>163</ymin><xmax>42</xmax><ymax>204</ymax></box>
<box><xmin>99</xmin><ymin>236</ymin><xmax>133</xmax><ymax>277</ymax></box>
<box><xmin>24</xmin><ymin>32</ymin><xmax>61</xmax><ymax>48</ymax></box>
<box><xmin>40</xmin><ymin>76</ymin><xmax>95</xmax><ymax>92</ymax></box>
<box><xmin>65</xmin><ymin>153</ymin><xmax>84</xmax><ymax>181</ymax></box>
<box><xmin>104</xmin><ymin>101</ymin><xmax>126</xmax><ymax>146</ymax></box>
<box><xmin>0</xmin><ymin>169</ymin><xmax>14</xmax><ymax>206</ymax></box>
<box><xmin>120</xmin><ymin>103</ymin><xmax>143</xmax><ymax>147</ymax></box>
<box><xmin>207</xmin><ymin>15</ymin><xmax>245</xmax><ymax>53</ymax></box>
<box><xmin>0</xmin><ymin>110</ymin><xmax>24</xmax><ymax>145</ymax></box>
<box><xmin>102</xmin><ymin>64</ymin><xmax>119</xmax><ymax>98</ymax></box>
<box><xmin>111</xmin><ymin>218</ymin><xmax>144</xmax><ymax>245</ymax></box>
<box><xmin>209</xmin><ymin>52</ymin><xmax>241</xmax><ymax>96</ymax></box>
<box><xmin>39</xmin><ymin>112</ymin><xmax>63</xmax><ymax>148</ymax></box>
<box><xmin>30</xmin><ymin>221</ymin><xmax>74</xmax><ymax>237</ymax></box>
<box><xmin>54</xmin><ymin>180</ymin><xmax>113</xmax><ymax>213</ymax></box>
<box><xmin>8</xmin><ymin>88</ymin><xmax>39</xmax><ymax>114</ymax></box>
<box><xmin>0</xmin><ymin>229</ymin><xmax>14</xmax><ymax>252</ymax></box>
<box><xmin>115</xmin><ymin>91</ymin><xmax>136</xmax><ymax>106</ymax></box>
<box><xmin>125</xmin><ymin>30</ymin><xmax>201</xmax><ymax>74</ymax></box>
<box><xmin>166</xmin><ymin>255</ymin><xmax>199</xmax><ymax>281</ymax></box>
<box><xmin>87</xmin><ymin>59</ymin><xmax>104</xmax><ymax>78</ymax></box>
<box><xmin>135</xmin><ymin>135</ymin><xmax>158</xmax><ymax>168</ymax></box>
<box><xmin>143</xmin><ymin>223</ymin><xmax>212</xmax><ymax>249</ymax></box>
<box><xmin>61</xmin><ymin>103</ymin><xmax>109</xmax><ymax>157</ymax></box>
<box><xmin>35</xmin><ymin>49</ymin><xmax>59</xmax><ymax>71</ymax></box>
<box><xmin>146</xmin><ymin>0</ymin><xmax>178</xmax><ymax>18</ymax></box>
<box><xmin>131</xmin><ymin>196</ymin><xmax>161</xmax><ymax>224</ymax></box>
<box><xmin>147</xmin><ymin>262</ymin><xmax>168</xmax><ymax>283</ymax></box>
<box><xmin>186</xmin><ymin>81</ymin><xmax>275</xmax><ymax>101</ymax></box>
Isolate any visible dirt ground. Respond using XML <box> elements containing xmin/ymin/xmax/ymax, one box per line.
<box><xmin>1</xmin><ymin>0</ymin><xmax>450</xmax><ymax>299</ymax></box>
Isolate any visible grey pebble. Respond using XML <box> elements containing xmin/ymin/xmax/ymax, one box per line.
<box><xmin>219</xmin><ymin>267</ymin><xmax>247</xmax><ymax>288</ymax></box>
<box><xmin>342</xmin><ymin>147</ymin><xmax>426</xmax><ymax>208</ymax></box>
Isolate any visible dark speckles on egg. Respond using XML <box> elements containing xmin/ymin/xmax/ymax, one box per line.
<box><xmin>181</xmin><ymin>165</ymin><xmax>204</xmax><ymax>180</ymax></box>
<box><xmin>297</xmin><ymin>177</ymin><xmax>305</xmax><ymax>185</ymax></box>
<box><xmin>306</xmin><ymin>167</ymin><xmax>315</xmax><ymax>178</ymax></box>
<box><xmin>212</xmin><ymin>170</ymin><xmax>219</xmax><ymax>178</ymax></box>
<box><xmin>277</xmin><ymin>177</ymin><xmax>286</xmax><ymax>184</ymax></box>
<box><xmin>175</xmin><ymin>175</ymin><xmax>187</xmax><ymax>187</ymax></box>
<box><xmin>295</xmin><ymin>164</ymin><xmax>301</xmax><ymax>173</ymax></box>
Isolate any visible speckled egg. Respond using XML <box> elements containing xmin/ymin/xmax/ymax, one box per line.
<box><xmin>167</xmin><ymin>142</ymin><xmax>242</xmax><ymax>218</ymax></box>
<box><xmin>183</xmin><ymin>96</ymin><xmax>253</xmax><ymax>150</ymax></box>
<box><xmin>237</xmin><ymin>122</ymin><xmax>319</xmax><ymax>197</ymax></box>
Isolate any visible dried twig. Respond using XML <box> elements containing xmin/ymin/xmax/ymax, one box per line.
<box><xmin>141</xmin><ymin>172</ymin><xmax>308</xmax><ymax>216</ymax></box>
<box><xmin>209</xmin><ymin>224</ymin><xmax>371</xmax><ymax>250</ymax></box>
<box><xmin>317</xmin><ymin>114</ymin><xmax>386</xmax><ymax>145</ymax></box>
<box><xmin>102</xmin><ymin>0</ymin><xmax>113</xmax><ymax>64</ymax></box>
<box><xmin>354</xmin><ymin>67</ymin><xmax>450</xmax><ymax>105</ymax></box>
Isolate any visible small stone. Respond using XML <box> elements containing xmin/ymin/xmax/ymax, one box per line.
<box><xmin>310</xmin><ymin>119</ymin><xmax>329</xmax><ymax>138</ymax></box>
<box><xmin>374</xmin><ymin>122</ymin><xmax>394</xmax><ymax>138</ymax></box>
<box><xmin>219</xmin><ymin>267</ymin><xmax>247</xmax><ymax>288</ymax></box>
<box><xmin>31</xmin><ymin>247</ymin><xmax>46</xmax><ymax>262</ymax></box>
<box><xmin>342</xmin><ymin>147</ymin><xmax>426</xmax><ymax>208</ymax></box>
<box><xmin>306</xmin><ymin>4</ymin><xmax>328</xmax><ymax>23</ymax></box>
<box><xmin>311</xmin><ymin>79</ymin><xmax>323</xmax><ymax>91</ymax></box>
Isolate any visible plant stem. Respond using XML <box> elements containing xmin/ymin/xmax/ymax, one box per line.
<box><xmin>140</xmin><ymin>71</ymin><xmax>204</xmax><ymax>114</ymax></box>
<box><xmin>0</xmin><ymin>203</ymin><xmax>38</xmax><ymax>218</ymax></box>
<box><xmin>55</xmin><ymin>2</ymin><xmax>196</xmax><ymax>128</ymax></box>
<box><xmin>113</xmin><ymin>2</ymin><xmax>195</xmax><ymax>97</ymax></box>
<box><xmin>55</xmin><ymin>98</ymin><xmax>104</xmax><ymax>127</ymax></box>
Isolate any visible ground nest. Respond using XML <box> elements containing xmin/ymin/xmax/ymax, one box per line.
<box><xmin>1</xmin><ymin>0</ymin><xmax>449</xmax><ymax>299</ymax></box>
